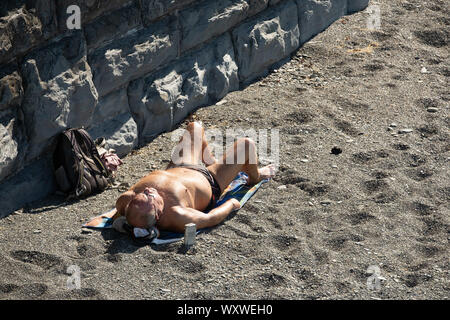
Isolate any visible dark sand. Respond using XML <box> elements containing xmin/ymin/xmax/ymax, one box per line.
<box><xmin>0</xmin><ymin>0</ymin><xmax>448</xmax><ymax>300</ymax></box>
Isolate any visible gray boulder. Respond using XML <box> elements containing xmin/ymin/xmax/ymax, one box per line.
<box><xmin>0</xmin><ymin>0</ymin><xmax>58</xmax><ymax>65</ymax></box>
<box><xmin>88</xmin><ymin>15</ymin><xmax>180</xmax><ymax>98</ymax></box>
<box><xmin>0</xmin><ymin>63</ymin><xmax>26</xmax><ymax>182</ymax></box>
<box><xmin>232</xmin><ymin>0</ymin><xmax>300</xmax><ymax>82</ymax></box>
<box><xmin>128</xmin><ymin>33</ymin><xmax>239</xmax><ymax>145</ymax></box>
<box><xmin>88</xmin><ymin>88</ymin><xmax>138</xmax><ymax>157</ymax></box>
<box><xmin>141</xmin><ymin>0</ymin><xmax>198</xmax><ymax>26</ymax></box>
<box><xmin>180</xmin><ymin>0</ymin><xmax>271</xmax><ymax>53</ymax></box>
<box><xmin>296</xmin><ymin>0</ymin><xmax>347</xmax><ymax>44</ymax></box>
<box><xmin>0</xmin><ymin>108</ymin><xmax>27</xmax><ymax>182</ymax></box>
<box><xmin>347</xmin><ymin>0</ymin><xmax>370</xmax><ymax>14</ymax></box>
<box><xmin>0</xmin><ymin>63</ymin><xmax>23</xmax><ymax>112</ymax></box>
<box><xmin>20</xmin><ymin>31</ymin><xmax>98</xmax><ymax>162</ymax></box>
<box><xmin>55</xmin><ymin>0</ymin><xmax>135</xmax><ymax>33</ymax></box>
<box><xmin>84</xmin><ymin>1</ymin><xmax>142</xmax><ymax>52</ymax></box>
<box><xmin>179</xmin><ymin>0</ymin><xmax>249</xmax><ymax>52</ymax></box>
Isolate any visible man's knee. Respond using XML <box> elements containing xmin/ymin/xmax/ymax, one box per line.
<box><xmin>187</xmin><ymin>121</ymin><xmax>203</xmax><ymax>132</ymax></box>
<box><xmin>234</xmin><ymin>137</ymin><xmax>257</xmax><ymax>164</ymax></box>
<box><xmin>236</xmin><ymin>137</ymin><xmax>256</xmax><ymax>150</ymax></box>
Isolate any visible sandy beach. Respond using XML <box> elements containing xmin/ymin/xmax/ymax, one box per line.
<box><xmin>0</xmin><ymin>0</ymin><xmax>448</xmax><ymax>300</ymax></box>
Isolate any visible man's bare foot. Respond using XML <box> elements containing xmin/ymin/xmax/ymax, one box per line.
<box><xmin>258</xmin><ymin>164</ymin><xmax>277</xmax><ymax>180</ymax></box>
<box><xmin>248</xmin><ymin>164</ymin><xmax>277</xmax><ymax>184</ymax></box>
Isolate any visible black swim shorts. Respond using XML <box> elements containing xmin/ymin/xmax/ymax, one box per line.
<box><xmin>175</xmin><ymin>163</ymin><xmax>222</xmax><ymax>212</ymax></box>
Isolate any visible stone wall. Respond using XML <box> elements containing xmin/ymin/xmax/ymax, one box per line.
<box><xmin>0</xmin><ymin>0</ymin><xmax>369</xmax><ymax>217</ymax></box>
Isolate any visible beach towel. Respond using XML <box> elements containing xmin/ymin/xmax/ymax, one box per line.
<box><xmin>82</xmin><ymin>172</ymin><xmax>268</xmax><ymax>245</ymax></box>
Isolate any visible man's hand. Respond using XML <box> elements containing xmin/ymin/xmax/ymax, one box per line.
<box><xmin>228</xmin><ymin>198</ymin><xmax>241</xmax><ymax>211</ymax></box>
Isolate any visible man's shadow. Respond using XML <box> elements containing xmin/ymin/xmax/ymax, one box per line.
<box><xmin>100</xmin><ymin>222</ymin><xmax>219</xmax><ymax>255</ymax></box>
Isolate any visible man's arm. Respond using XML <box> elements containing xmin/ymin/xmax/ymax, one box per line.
<box><xmin>166</xmin><ymin>199</ymin><xmax>241</xmax><ymax>233</ymax></box>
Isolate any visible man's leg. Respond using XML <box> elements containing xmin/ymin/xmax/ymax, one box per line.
<box><xmin>167</xmin><ymin>122</ymin><xmax>217</xmax><ymax>168</ymax></box>
<box><xmin>207</xmin><ymin>137</ymin><xmax>276</xmax><ymax>193</ymax></box>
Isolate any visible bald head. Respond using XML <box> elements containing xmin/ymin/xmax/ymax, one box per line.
<box><xmin>125</xmin><ymin>187</ymin><xmax>164</xmax><ymax>229</ymax></box>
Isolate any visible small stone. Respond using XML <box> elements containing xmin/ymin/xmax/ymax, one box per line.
<box><xmin>389</xmin><ymin>123</ymin><xmax>397</xmax><ymax>128</ymax></box>
<box><xmin>420</xmin><ymin>67</ymin><xmax>428</xmax><ymax>74</ymax></box>
<box><xmin>300</xmin><ymin>159</ymin><xmax>309</xmax><ymax>163</ymax></box>
<box><xmin>81</xmin><ymin>228</ymin><xmax>93</xmax><ymax>234</ymax></box>
<box><xmin>331</xmin><ymin>164</ymin><xmax>338</xmax><ymax>168</ymax></box>
<box><xmin>331</xmin><ymin>147</ymin><xmax>342</xmax><ymax>155</ymax></box>
<box><xmin>216</xmin><ymin>99</ymin><xmax>227</xmax><ymax>106</ymax></box>
<box><xmin>320</xmin><ymin>200</ymin><xmax>332</xmax><ymax>205</ymax></box>
<box><xmin>33</xmin><ymin>229</ymin><xmax>41</xmax><ymax>234</ymax></box>
<box><xmin>277</xmin><ymin>185</ymin><xmax>287</xmax><ymax>190</ymax></box>
<box><xmin>398</xmin><ymin>128</ymin><xmax>413</xmax><ymax>134</ymax></box>
<box><xmin>426</xmin><ymin>107</ymin><xmax>438</xmax><ymax>113</ymax></box>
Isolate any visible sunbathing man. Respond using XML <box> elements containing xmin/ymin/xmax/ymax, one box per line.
<box><xmin>114</xmin><ymin>122</ymin><xmax>276</xmax><ymax>233</ymax></box>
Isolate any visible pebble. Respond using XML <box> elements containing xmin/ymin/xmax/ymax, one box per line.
<box><xmin>277</xmin><ymin>185</ymin><xmax>287</xmax><ymax>190</ymax></box>
<box><xmin>398</xmin><ymin>128</ymin><xmax>413</xmax><ymax>134</ymax></box>
<box><xmin>300</xmin><ymin>159</ymin><xmax>309</xmax><ymax>163</ymax></box>
<box><xmin>320</xmin><ymin>200</ymin><xmax>333</xmax><ymax>205</ymax></box>
<box><xmin>33</xmin><ymin>229</ymin><xmax>41</xmax><ymax>234</ymax></box>
<box><xmin>426</xmin><ymin>107</ymin><xmax>438</xmax><ymax>113</ymax></box>
<box><xmin>216</xmin><ymin>100</ymin><xmax>228</xmax><ymax>106</ymax></box>
<box><xmin>81</xmin><ymin>228</ymin><xmax>93</xmax><ymax>234</ymax></box>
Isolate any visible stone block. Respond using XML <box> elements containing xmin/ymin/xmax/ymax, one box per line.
<box><xmin>232</xmin><ymin>0</ymin><xmax>300</xmax><ymax>82</ymax></box>
<box><xmin>180</xmin><ymin>0</ymin><xmax>269</xmax><ymax>53</ymax></box>
<box><xmin>128</xmin><ymin>33</ymin><xmax>238</xmax><ymax>144</ymax></box>
<box><xmin>347</xmin><ymin>0</ymin><xmax>370</xmax><ymax>14</ymax></box>
<box><xmin>88</xmin><ymin>88</ymin><xmax>138</xmax><ymax>157</ymax></box>
<box><xmin>89</xmin><ymin>15</ymin><xmax>179</xmax><ymax>98</ymax></box>
<box><xmin>88</xmin><ymin>112</ymin><xmax>138</xmax><ymax>157</ymax></box>
<box><xmin>0</xmin><ymin>108</ymin><xmax>27</xmax><ymax>182</ymax></box>
<box><xmin>141</xmin><ymin>0</ymin><xmax>198</xmax><ymax>25</ymax></box>
<box><xmin>84</xmin><ymin>1</ymin><xmax>142</xmax><ymax>51</ymax></box>
<box><xmin>56</xmin><ymin>0</ymin><xmax>134</xmax><ymax>33</ymax></box>
<box><xmin>0</xmin><ymin>0</ymin><xmax>58</xmax><ymax>64</ymax></box>
<box><xmin>20</xmin><ymin>31</ymin><xmax>98</xmax><ymax>162</ymax></box>
<box><xmin>0</xmin><ymin>63</ymin><xmax>23</xmax><ymax>111</ymax></box>
<box><xmin>180</xmin><ymin>0</ymin><xmax>249</xmax><ymax>52</ymax></box>
<box><xmin>296</xmin><ymin>0</ymin><xmax>347</xmax><ymax>44</ymax></box>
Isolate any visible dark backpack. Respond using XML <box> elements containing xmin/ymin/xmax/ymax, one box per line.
<box><xmin>53</xmin><ymin>128</ymin><xmax>110</xmax><ymax>199</ymax></box>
